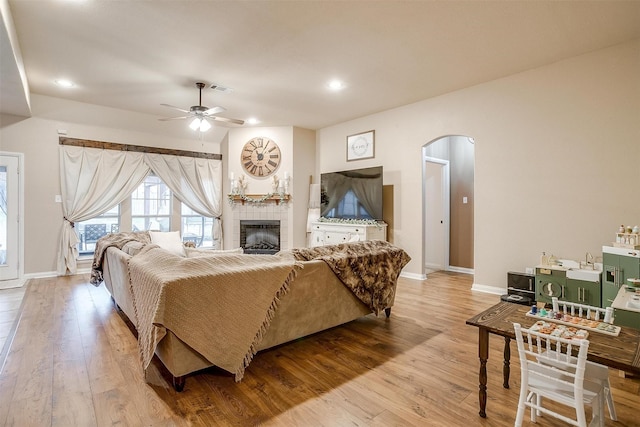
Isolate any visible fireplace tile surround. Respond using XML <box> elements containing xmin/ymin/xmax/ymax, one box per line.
<box><xmin>230</xmin><ymin>203</ymin><xmax>289</xmax><ymax>252</ymax></box>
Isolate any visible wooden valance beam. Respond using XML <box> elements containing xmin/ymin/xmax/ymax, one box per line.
<box><xmin>59</xmin><ymin>137</ymin><xmax>222</xmax><ymax>160</ymax></box>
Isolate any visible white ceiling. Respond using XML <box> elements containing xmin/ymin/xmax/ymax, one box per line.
<box><xmin>2</xmin><ymin>1</ymin><xmax>640</xmax><ymax>131</ymax></box>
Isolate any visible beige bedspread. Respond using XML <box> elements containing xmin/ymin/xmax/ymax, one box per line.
<box><xmin>288</xmin><ymin>240</ymin><xmax>411</xmax><ymax>315</ymax></box>
<box><xmin>127</xmin><ymin>245</ymin><xmax>299</xmax><ymax>381</ymax></box>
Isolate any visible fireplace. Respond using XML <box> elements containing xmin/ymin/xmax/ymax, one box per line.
<box><xmin>240</xmin><ymin>220</ymin><xmax>281</xmax><ymax>254</ymax></box>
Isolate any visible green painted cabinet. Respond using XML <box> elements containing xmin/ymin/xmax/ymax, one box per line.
<box><xmin>535</xmin><ymin>268</ymin><xmax>566</xmax><ymax>305</ymax></box>
<box><xmin>565</xmin><ymin>278</ymin><xmax>601</xmax><ymax>307</ymax></box>
<box><xmin>602</xmin><ymin>248</ymin><xmax>640</xmax><ymax>308</ymax></box>
<box><xmin>613</xmin><ymin>308</ymin><xmax>640</xmax><ymax>330</ymax></box>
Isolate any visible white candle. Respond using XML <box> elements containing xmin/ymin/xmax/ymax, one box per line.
<box><xmin>230</xmin><ymin>171</ymin><xmax>234</xmax><ymax>180</ymax></box>
<box><xmin>284</xmin><ymin>171</ymin><xmax>289</xmax><ymax>180</ymax></box>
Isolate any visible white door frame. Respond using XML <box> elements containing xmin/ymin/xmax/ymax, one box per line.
<box><xmin>422</xmin><ymin>154</ymin><xmax>450</xmax><ymax>277</ymax></box>
<box><xmin>0</xmin><ymin>152</ymin><xmax>24</xmax><ymax>288</ymax></box>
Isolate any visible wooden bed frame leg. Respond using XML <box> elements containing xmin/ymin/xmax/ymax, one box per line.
<box><xmin>385</xmin><ymin>307</ymin><xmax>391</xmax><ymax>318</ymax></box>
<box><xmin>173</xmin><ymin>375</ymin><xmax>185</xmax><ymax>392</ymax></box>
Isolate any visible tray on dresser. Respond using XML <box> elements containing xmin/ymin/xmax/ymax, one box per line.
<box><xmin>526</xmin><ymin>311</ymin><xmax>621</xmax><ymax>337</ymax></box>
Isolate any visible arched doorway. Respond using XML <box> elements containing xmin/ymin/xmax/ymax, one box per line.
<box><xmin>422</xmin><ymin>135</ymin><xmax>475</xmax><ymax>277</ymax></box>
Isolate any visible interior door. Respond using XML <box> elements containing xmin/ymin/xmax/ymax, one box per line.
<box><xmin>424</xmin><ymin>158</ymin><xmax>449</xmax><ymax>272</ymax></box>
<box><xmin>0</xmin><ymin>155</ymin><xmax>20</xmax><ymax>281</ymax></box>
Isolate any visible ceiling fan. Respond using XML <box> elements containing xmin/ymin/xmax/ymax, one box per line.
<box><xmin>159</xmin><ymin>82</ymin><xmax>244</xmax><ymax>131</ymax></box>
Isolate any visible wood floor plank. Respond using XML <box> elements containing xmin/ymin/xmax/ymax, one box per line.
<box><xmin>0</xmin><ymin>271</ymin><xmax>638</xmax><ymax>426</ymax></box>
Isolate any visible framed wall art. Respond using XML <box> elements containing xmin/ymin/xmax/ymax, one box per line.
<box><xmin>346</xmin><ymin>130</ymin><xmax>375</xmax><ymax>161</ymax></box>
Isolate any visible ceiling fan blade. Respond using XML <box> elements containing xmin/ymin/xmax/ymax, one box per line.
<box><xmin>209</xmin><ymin>116</ymin><xmax>245</xmax><ymax>125</ymax></box>
<box><xmin>203</xmin><ymin>106</ymin><xmax>226</xmax><ymax>115</ymax></box>
<box><xmin>160</xmin><ymin>103</ymin><xmax>190</xmax><ymax>114</ymax></box>
<box><xmin>158</xmin><ymin>115</ymin><xmax>190</xmax><ymax>121</ymax></box>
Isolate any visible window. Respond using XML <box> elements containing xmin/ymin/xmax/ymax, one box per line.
<box><xmin>76</xmin><ymin>173</ymin><xmax>216</xmax><ymax>255</ymax></box>
<box><xmin>77</xmin><ymin>205</ymin><xmax>120</xmax><ymax>255</ymax></box>
<box><xmin>181</xmin><ymin>204</ymin><xmax>214</xmax><ymax>248</ymax></box>
<box><xmin>131</xmin><ymin>174</ymin><xmax>171</xmax><ymax>232</ymax></box>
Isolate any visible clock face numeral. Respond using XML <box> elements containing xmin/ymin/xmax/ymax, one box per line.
<box><xmin>241</xmin><ymin>137</ymin><xmax>281</xmax><ymax>178</ymax></box>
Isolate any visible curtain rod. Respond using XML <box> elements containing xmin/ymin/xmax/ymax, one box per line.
<box><xmin>59</xmin><ymin>137</ymin><xmax>222</xmax><ymax>160</ymax></box>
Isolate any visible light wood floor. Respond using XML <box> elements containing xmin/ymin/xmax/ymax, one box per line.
<box><xmin>0</xmin><ymin>272</ymin><xmax>638</xmax><ymax>426</ymax></box>
<box><xmin>0</xmin><ymin>286</ymin><xmax>26</xmax><ymax>365</ymax></box>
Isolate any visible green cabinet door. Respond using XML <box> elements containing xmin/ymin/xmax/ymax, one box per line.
<box><xmin>536</xmin><ymin>268</ymin><xmax>566</xmax><ymax>305</ymax></box>
<box><xmin>603</xmin><ymin>252</ymin><xmax>640</xmax><ymax>307</ymax></box>
<box><xmin>613</xmin><ymin>308</ymin><xmax>640</xmax><ymax>330</ymax></box>
<box><xmin>620</xmin><ymin>253</ymin><xmax>640</xmax><ymax>285</ymax></box>
<box><xmin>565</xmin><ymin>278</ymin><xmax>601</xmax><ymax>307</ymax></box>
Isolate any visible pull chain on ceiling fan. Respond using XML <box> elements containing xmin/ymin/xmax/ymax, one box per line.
<box><xmin>159</xmin><ymin>82</ymin><xmax>244</xmax><ymax>131</ymax></box>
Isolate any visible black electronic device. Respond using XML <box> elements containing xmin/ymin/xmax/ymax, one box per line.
<box><xmin>320</xmin><ymin>166</ymin><xmax>383</xmax><ymax>221</ymax></box>
<box><xmin>502</xmin><ymin>271</ymin><xmax>535</xmax><ymax>305</ymax></box>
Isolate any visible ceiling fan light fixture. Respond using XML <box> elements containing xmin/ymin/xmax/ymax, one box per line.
<box><xmin>199</xmin><ymin>118</ymin><xmax>212</xmax><ymax>132</ymax></box>
<box><xmin>160</xmin><ymin>82</ymin><xmax>242</xmax><ymax>129</ymax></box>
<box><xmin>189</xmin><ymin>117</ymin><xmax>202</xmax><ymax>130</ymax></box>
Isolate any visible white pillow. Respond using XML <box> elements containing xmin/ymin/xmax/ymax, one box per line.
<box><xmin>185</xmin><ymin>247</ymin><xmax>244</xmax><ymax>258</ymax></box>
<box><xmin>149</xmin><ymin>231</ymin><xmax>186</xmax><ymax>257</ymax></box>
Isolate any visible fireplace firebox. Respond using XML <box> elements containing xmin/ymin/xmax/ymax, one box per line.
<box><xmin>240</xmin><ymin>220</ymin><xmax>281</xmax><ymax>255</ymax></box>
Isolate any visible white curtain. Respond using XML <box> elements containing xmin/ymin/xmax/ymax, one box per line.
<box><xmin>57</xmin><ymin>146</ymin><xmax>150</xmax><ymax>274</ymax></box>
<box><xmin>144</xmin><ymin>153</ymin><xmax>223</xmax><ymax>248</ymax></box>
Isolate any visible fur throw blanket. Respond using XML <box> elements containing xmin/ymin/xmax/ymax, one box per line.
<box><xmin>89</xmin><ymin>231</ymin><xmax>151</xmax><ymax>286</ymax></box>
<box><xmin>287</xmin><ymin>240</ymin><xmax>411</xmax><ymax>315</ymax></box>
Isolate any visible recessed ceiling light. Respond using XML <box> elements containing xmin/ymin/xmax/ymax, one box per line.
<box><xmin>54</xmin><ymin>79</ymin><xmax>75</xmax><ymax>88</ymax></box>
<box><xmin>328</xmin><ymin>80</ymin><xmax>345</xmax><ymax>91</ymax></box>
<box><xmin>247</xmin><ymin>118</ymin><xmax>260</xmax><ymax>125</ymax></box>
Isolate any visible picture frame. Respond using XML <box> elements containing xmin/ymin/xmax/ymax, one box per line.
<box><xmin>346</xmin><ymin>130</ymin><xmax>375</xmax><ymax>161</ymax></box>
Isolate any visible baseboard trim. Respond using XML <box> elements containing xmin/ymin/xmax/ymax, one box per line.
<box><xmin>400</xmin><ymin>271</ymin><xmax>426</xmax><ymax>281</ymax></box>
<box><xmin>447</xmin><ymin>266</ymin><xmax>474</xmax><ymax>275</ymax></box>
<box><xmin>424</xmin><ymin>262</ymin><xmax>443</xmax><ymax>270</ymax></box>
<box><xmin>471</xmin><ymin>282</ymin><xmax>506</xmax><ymax>295</ymax></box>
<box><xmin>15</xmin><ymin>267</ymin><xmax>92</xmax><ymax>286</ymax></box>
<box><xmin>24</xmin><ymin>271</ymin><xmax>58</xmax><ymax>280</ymax></box>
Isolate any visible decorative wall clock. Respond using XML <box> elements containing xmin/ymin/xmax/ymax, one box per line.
<box><xmin>241</xmin><ymin>136</ymin><xmax>281</xmax><ymax>178</ymax></box>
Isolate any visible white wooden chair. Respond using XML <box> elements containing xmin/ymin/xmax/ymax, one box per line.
<box><xmin>513</xmin><ymin>322</ymin><xmax>605</xmax><ymax>427</ymax></box>
<box><xmin>547</xmin><ymin>297</ymin><xmax>617</xmax><ymax>421</ymax></box>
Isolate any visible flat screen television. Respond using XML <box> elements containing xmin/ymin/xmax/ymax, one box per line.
<box><xmin>320</xmin><ymin>166</ymin><xmax>383</xmax><ymax>221</ymax></box>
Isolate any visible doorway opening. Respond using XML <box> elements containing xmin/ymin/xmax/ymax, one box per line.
<box><xmin>422</xmin><ymin>136</ymin><xmax>475</xmax><ymax>278</ymax></box>
<box><xmin>0</xmin><ymin>153</ymin><xmax>24</xmax><ymax>288</ymax></box>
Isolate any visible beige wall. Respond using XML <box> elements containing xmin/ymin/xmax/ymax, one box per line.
<box><xmin>292</xmin><ymin>127</ymin><xmax>316</xmax><ymax>249</ymax></box>
<box><xmin>317</xmin><ymin>39</ymin><xmax>640</xmax><ymax>290</ymax></box>
<box><xmin>2</xmin><ymin>40</ymin><xmax>639</xmax><ymax>293</ymax></box>
<box><xmin>0</xmin><ymin>94</ymin><xmax>224</xmax><ymax>275</ymax></box>
<box><xmin>222</xmin><ymin>126</ymin><xmax>315</xmax><ymax>251</ymax></box>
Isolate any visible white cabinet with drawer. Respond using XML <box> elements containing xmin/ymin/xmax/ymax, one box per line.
<box><xmin>310</xmin><ymin>221</ymin><xmax>387</xmax><ymax>247</ymax></box>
